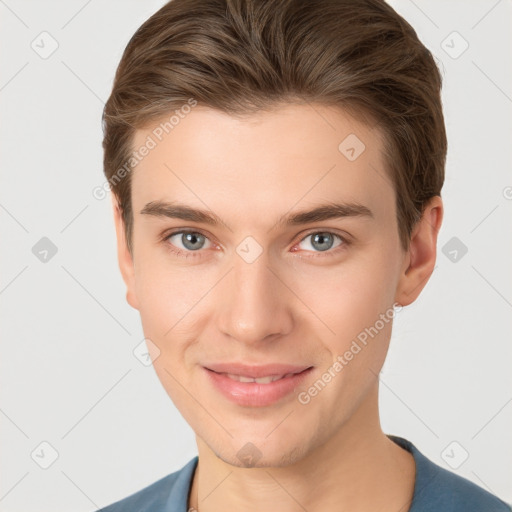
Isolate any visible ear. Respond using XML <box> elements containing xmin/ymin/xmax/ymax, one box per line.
<box><xmin>395</xmin><ymin>196</ymin><xmax>443</xmax><ymax>306</ymax></box>
<box><xmin>111</xmin><ymin>195</ymin><xmax>139</xmax><ymax>310</ymax></box>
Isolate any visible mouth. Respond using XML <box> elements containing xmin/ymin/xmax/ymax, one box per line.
<box><xmin>202</xmin><ymin>363</ymin><xmax>313</xmax><ymax>407</ymax></box>
<box><xmin>218</xmin><ymin>372</ymin><xmax>302</xmax><ymax>384</ymax></box>
<box><xmin>203</xmin><ymin>362</ymin><xmax>312</xmax><ymax>378</ymax></box>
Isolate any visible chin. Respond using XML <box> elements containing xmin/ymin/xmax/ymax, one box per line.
<box><xmin>211</xmin><ymin>438</ymin><xmax>310</xmax><ymax>469</ymax></box>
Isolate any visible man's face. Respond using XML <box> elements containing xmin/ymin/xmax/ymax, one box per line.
<box><xmin>119</xmin><ymin>103</ymin><xmax>410</xmax><ymax>467</ymax></box>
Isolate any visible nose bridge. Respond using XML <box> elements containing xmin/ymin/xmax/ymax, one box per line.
<box><xmin>216</xmin><ymin>247</ymin><xmax>292</xmax><ymax>343</ymax></box>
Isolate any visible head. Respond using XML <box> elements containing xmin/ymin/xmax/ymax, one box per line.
<box><xmin>103</xmin><ymin>0</ymin><xmax>446</xmax><ymax>467</ymax></box>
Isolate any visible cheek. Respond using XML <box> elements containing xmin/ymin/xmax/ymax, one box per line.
<box><xmin>137</xmin><ymin>276</ymin><xmax>195</xmax><ymax>339</ymax></box>
<box><xmin>290</xmin><ymin>252</ymin><xmax>399</xmax><ymax>347</ymax></box>
<box><xmin>133</xmin><ymin>251</ymin><xmax>191</xmax><ymax>342</ymax></box>
<box><xmin>133</xmin><ymin>252</ymin><xmax>220</xmax><ymax>370</ymax></box>
<box><xmin>293</xmin><ymin>257</ymin><xmax>398</xmax><ymax>419</ymax></box>
<box><xmin>134</xmin><ymin>239</ymin><xmax>195</xmax><ymax>315</ymax></box>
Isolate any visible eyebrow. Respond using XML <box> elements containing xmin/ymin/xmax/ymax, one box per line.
<box><xmin>139</xmin><ymin>200</ymin><xmax>374</xmax><ymax>230</ymax></box>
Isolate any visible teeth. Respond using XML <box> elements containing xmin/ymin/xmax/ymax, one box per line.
<box><xmin>224</xmin><ymin>373</ymin><xmax>294</xmax><ymax>383</ymax></box>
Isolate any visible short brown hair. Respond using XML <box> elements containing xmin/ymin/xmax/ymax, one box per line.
<box><xmin>102</xmin><ymin>0</ymin><xmax>447</xmax><ymax>255</ymax></box>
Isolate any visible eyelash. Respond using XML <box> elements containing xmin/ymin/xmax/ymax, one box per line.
<box><xmin>161</xmin><ymin>229</ymin><xmax>350</xmax><ymax>260</ymax></box>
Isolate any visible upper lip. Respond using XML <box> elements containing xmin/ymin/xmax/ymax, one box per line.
<box><xmin>204</xmin><ymin>363</ymin><xmax>312</xmax><ymax>378</ymax></box>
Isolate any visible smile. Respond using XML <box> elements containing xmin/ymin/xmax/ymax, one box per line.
<box><xmin>221</xmin><ymin>372</ymin><xmax>298</xmax><ymax>384</ymax></box>
<box><xmin>203</xmin><ymin>365</ymin><xmax>313</xmax><ymax>407</ymax></box>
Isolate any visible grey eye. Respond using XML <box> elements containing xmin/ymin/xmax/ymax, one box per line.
<box><xmin>298</xmin><ymin>232</ymin><xmax>342</xmax><ymax>252</ymax></box>
<box><xmin>168</xmin><ymin>231</ymin><xmax>209</xmax><ymax>251</ymax></box>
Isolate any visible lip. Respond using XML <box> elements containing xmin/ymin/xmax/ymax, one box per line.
<box><xmin>204</xmin><ymin>362</ymin><xmax>311</xmax><ymax>378</ymax></box>
<box><xmin>203</xmin><ymin>363</ymin><xmax>313</xmax><ymax>407</ymax></box>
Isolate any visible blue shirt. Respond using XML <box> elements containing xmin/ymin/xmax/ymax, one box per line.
<box><xmin>96</xmin><ymin>435</ymin><xmax>511</xmax><ymax>511</ymax></box>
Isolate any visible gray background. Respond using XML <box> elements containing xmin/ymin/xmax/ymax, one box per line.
<box><xmin>1</xmin><ymin>0</ymin><xmax>511</xmax><ymax>510</ymax></box>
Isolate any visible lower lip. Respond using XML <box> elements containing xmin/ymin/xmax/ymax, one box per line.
<box><xmin>204</xmin><ymin>367</ymin><xmax>313</xmax><ymax>407</ymax></box>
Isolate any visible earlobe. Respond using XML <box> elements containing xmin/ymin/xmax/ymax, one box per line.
<box><xmin>395</xmin><ymin>196</ymin><xmax>443</xmax><ymax>306</ymax></box>
<box><xmin>111</xmin><ymin>195</ymin><xmax>139</xmax><ymax>311</ymax></box>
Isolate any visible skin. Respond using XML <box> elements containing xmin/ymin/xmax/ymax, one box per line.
<box><xmin>112</xmin><ymin>103</ymin><xmax>443</xmax><ymax>512</ymax></box>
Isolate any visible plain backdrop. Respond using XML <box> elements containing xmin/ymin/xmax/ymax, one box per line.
<box><xmin>1</xmin><ymin>1</ymin><xmax>511</xmax><ymax>510</ymax></box>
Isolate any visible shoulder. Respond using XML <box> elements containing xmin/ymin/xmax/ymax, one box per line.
<box><xmin>388</xmin><ymin>435</ymin><xmax>511</xmax><ymax>512</ymax></box>
<box><xmin>415</xmin><ymin>460</ymin><xmax>512</xmax><ymax>512</ymax></box>
<box><xmin>94</xmin><ymin>456</ymin><xmax>198</xmax><ymax>512</ymax></box>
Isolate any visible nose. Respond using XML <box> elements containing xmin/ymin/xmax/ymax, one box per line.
<box><xmin>216</xmin><ymin>249</ymin><xmax>294</xmax><ymax>345</ymax></box>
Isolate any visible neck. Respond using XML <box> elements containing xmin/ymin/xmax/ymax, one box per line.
<box><xmin>188</xmin><ymin>383</ymin><xmax>415</xmax><ymax>512</ymax></box>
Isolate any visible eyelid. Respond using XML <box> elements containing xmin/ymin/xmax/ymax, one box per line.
<box><xmin>162</xmin><ymin>229</ymin><xmax>216</xmax><ymax>250</ymax></box>
<box><xmin>161</xmin><ymin>227</ymin><xmax>351</xmax><ymax>258</ymax></box>
<box><xmin>291</xmin><ymin>230</ymin><xmax>348</xmax><ymax>254</ymax></box>
<box><xmin>162</xmin><ymin>227</ymin><xmax>350</xmax><ymax>242</ymax></box>
<box><xmin>297</xmin><ymin>228</ymin><xmax>350</xmax><ymax>243</ymax></box>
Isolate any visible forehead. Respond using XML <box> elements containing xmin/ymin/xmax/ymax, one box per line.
<box><xmin>129</xmin><ymin>103</ymin><xmax>394</xmax><ymax>228</ymax></box>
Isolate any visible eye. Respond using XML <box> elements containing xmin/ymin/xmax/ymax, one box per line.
<box><xmin>162</xmin><ymin>229</ymin><xmax>348</xmax><ymax>259</ymax></box>
<box><xmin>164</xmin><ymin>230</ymin><xmax>212</xmax><ymax>257</ymax></box>
<box><xmin>293</xmin><ymin>231</ymin><xmax>346</xmax><ymax>256</ymax></box>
